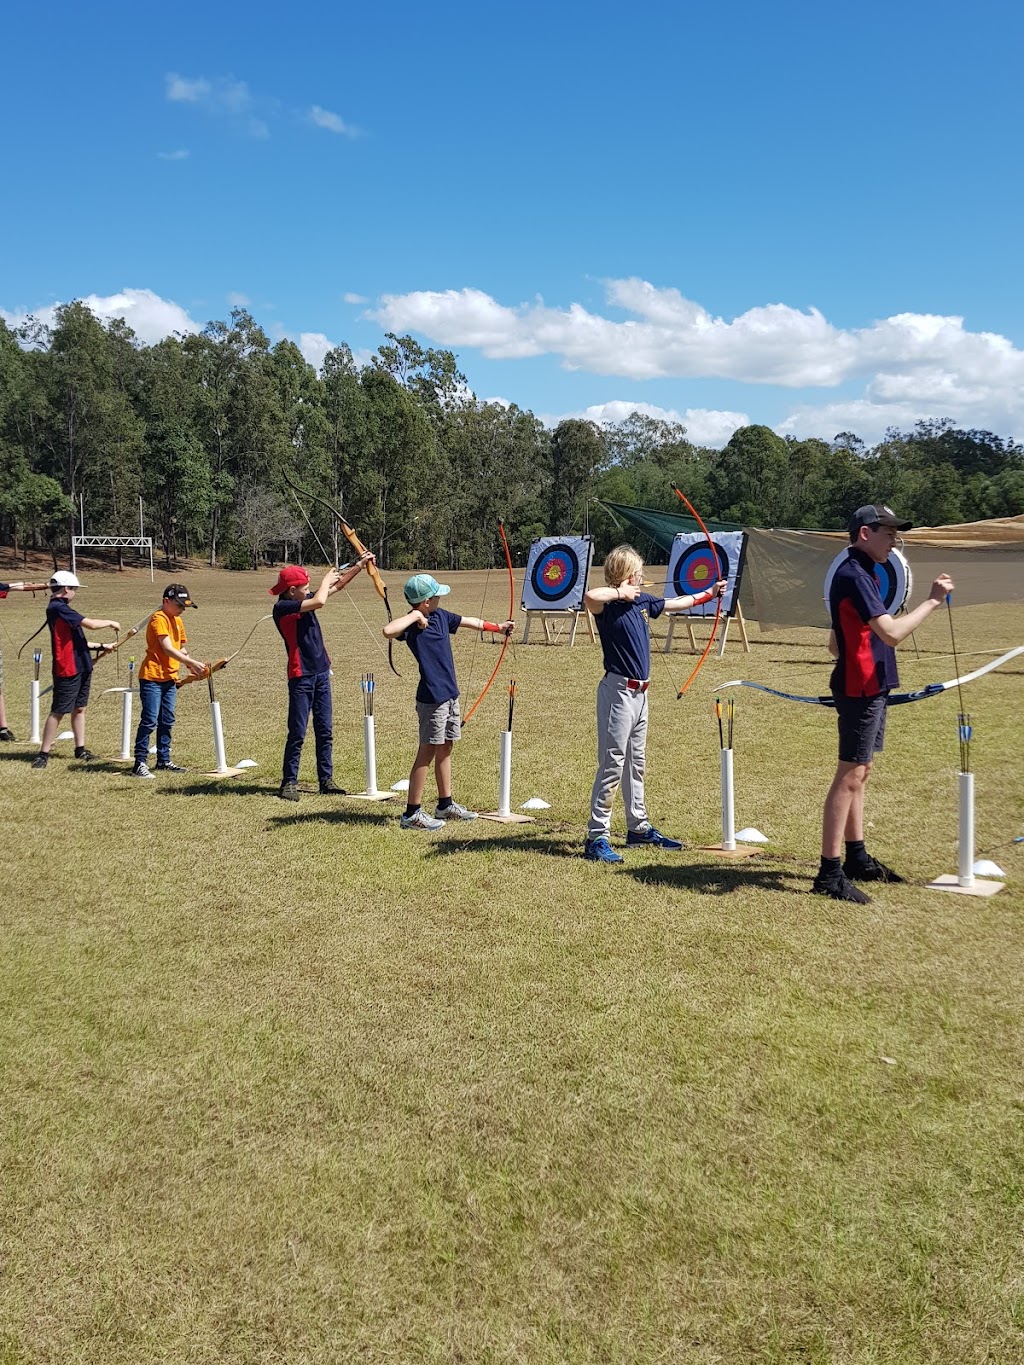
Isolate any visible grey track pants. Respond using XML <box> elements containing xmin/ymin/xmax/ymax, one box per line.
<box><xmin>587</xmin><ymin>672</ymin><xmax>649</xmax><ymax>840</ymax></box>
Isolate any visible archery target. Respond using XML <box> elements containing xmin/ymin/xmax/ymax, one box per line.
<box><xmin>665</xmin><ymin>531</ymin><xmax>746</xmax><ymax>617</ymax></box>
<box><xmin>824</xmin><ymin>546</ymin><xmax>912</xmax><ymax>615</ymax></box>
<box><xmin>522</xmin><ymin>536</ymin><xmax>594</xmax><ymax>611</ymax></box>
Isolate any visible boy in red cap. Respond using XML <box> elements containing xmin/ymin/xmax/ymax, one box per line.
<box><xmin>270</xmin><ymin>556</ymin><xmax>375</xmax><ymax>801</ymax></box>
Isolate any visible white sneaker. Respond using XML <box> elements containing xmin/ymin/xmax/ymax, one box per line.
<box><xmin>433</xmin><ymin>801</ymin><xmax>478</xmax><ymax>821</ymax></box>
<box><xmin>131</xmin><ymin>762</ymin><xmax>155</xmax><ymax>779</ymax></box>
<box><xmin>400</xmin><ymin>808</ymin><xmax>445</xmax><ymax>831</ymax></box>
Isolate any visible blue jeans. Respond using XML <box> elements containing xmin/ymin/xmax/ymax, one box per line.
<box><xmin>283</xmin><ymin>671</ymin><xmax>333</xmax><ymax>785</ymax></box>
<box><xmin>135</xmin><ymin>678</ymin><xmax>178</xmax><ymax>765</ymax></box>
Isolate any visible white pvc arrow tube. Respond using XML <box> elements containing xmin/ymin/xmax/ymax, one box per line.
<box><xmin>29</xmin><ymin>680</ymin><xmax>41</xmax><ymax>744</ymax></box>
<box><xmin>118</xmin><ymin>689</ymin><xmax>133</xmax><ymax>761</ymax></box>
<box><xmin>497</xmin><ymin>730</ymin><xmax>513</xmax><ymax>818</ymax></box>
<box><xmin>720</xmin><ymin>747</ymin><xmax>736</xmax><ymax>851</ymax></box>
<box><xmin>958</xmin><ymin>771</ymin><xmax>975</xmax><ymax>888</ymax></box>
<box><xmin>363</xmin><ymin>714</ymin><xmax>379</xmax><ymax>796</ymax></box>
<box><xmin>210</xmin><ymin>700</ymin><xmax>229</xmax><ymax>774</ymax></box>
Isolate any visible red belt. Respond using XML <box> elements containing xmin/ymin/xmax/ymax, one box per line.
<box><xmin>625</xmin><ymin>678</ymin><xmax>650</xmax><ymax>692</ymax></box>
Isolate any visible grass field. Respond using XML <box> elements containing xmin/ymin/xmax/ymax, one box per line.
<box><xmin>2</xmin><ymin>565</ymin><xmax>1023</xmax><ymax>1364</ymax></box>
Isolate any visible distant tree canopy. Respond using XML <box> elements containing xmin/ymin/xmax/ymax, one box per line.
<box><xmin>2</xmin><ymin>304</ymin><xmax>1022</xmax><ymax>571</ymax></box>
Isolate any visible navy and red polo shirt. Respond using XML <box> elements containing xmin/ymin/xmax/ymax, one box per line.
<box><xmin>273</xmin><ymin>597</ymin><xmax>331</xmax><ymax>678</ymax></box>
<box><xmin>46</xmin><ymin>598</ymin><xmax>93</xmax><ymax>678</ymax></box>
<box><xmin>828</xmin><ymin>547</ymin><xmax>898</xmax><ymax>698</ymax></box>
<box><xmin>594</xmin><ymin>592</ymin><xmax>666</xmax><ymax>682</ymax></box>
<box><xmin>400</xmin><ymin>606</ymin><xmax>462</xmax><ymax>704</ymax></box>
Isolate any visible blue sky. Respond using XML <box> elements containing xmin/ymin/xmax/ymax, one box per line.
<box><xmin>3</xmin><ymin>0</ymin><xmax>1023</xmax><ymax>446</ymax></box>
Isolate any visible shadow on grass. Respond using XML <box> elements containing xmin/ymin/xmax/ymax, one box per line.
<box><xmin>424</xmin><ymin>831</ymin><xmax>596</xmax><ymax>860</ymax></box>
<box><xmin>620</xmin><ymin>859</ymin><xmax>806</xmax><ymax>896</ymax></box>
<box><xmin>157</xmin><ymin>780</ymin><xmax>271</xmax><ymax>798</ymax></box>
<box><xmin>267</xmin><ymin>807</ymin><xmax>397</xmax><ymax>828</ymax></box>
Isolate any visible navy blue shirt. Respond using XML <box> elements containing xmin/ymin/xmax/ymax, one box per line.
<box><xmin>401</xmin><ymin>606</ymin><xmax>462</xmax><ymax>704</ymax></box>
<box><xmin>46</xmin><ymin>598</ymin><xmax>93</xmax><ymax>677</ymax></box>
<box><xmin>828</xmin><ymin>548</ymin><xmax>898</xmax><ymax>697</ymax></box>
<box><xmin>594</xmin><ymin>592</ymin><xmax>666</xmax><ymax>681</ymax></box>
<box><xmin>273</xmin><ymin>598</ymin><xmax>331</xmax><ymax>678</ymax></box>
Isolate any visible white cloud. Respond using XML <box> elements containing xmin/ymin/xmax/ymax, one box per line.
<box><xmin>541</xmin><ymin>400</ymin><xmax>750</xmax><ymax>449</ymax></box>
<box><xmin>227</xmin><ymin>291</ymin><xmax>250</xmax><ymax>307</ymax></box>
<box><xmin>1</xmin><ymin>289</ymin><xmax>200</xmax><ymax>345</ymax></box>
<box><xmin>157</xmin><ymin>148</ymin><xmax>190</xmax><ymax>161</ymax></box>
<box><xmin>297</xmin><ymin>332</ymin><xmax>334</xmax><ymax>369</ymax></box>
<box><xmin>165</xmin><ymin>72</ymin><xmax>268</xmax><ymax>138</ymax></box>
<box><xmin>308</xmin><ymin>105</ymin><xmax>358</xmax><ymax>137</ymax></box>
<box><xmin>343</xmin><ymin>292</ymin><xmax>368</xmax><ymax>305</ymax></box>
<box><xmin>371</xmin><ymin>279</ymin><xmax>1024</xmax><ymax>442</ymax></box>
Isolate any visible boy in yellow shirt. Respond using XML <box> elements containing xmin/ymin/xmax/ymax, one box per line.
<box><xmin>132</xmin><ymin>584</ymin><xmax>208</xmax><ymax>778</ymax></box>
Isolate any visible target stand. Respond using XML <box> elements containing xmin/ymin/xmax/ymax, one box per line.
<box><xmin>664</xmin><ymin>603</ymin><xmax>750</xmax><ymax>657</ymax></box>
<box><xmin>522</xmin><ymin>608</ymin><xmax>596</xmax><ymax>646</ymax></box>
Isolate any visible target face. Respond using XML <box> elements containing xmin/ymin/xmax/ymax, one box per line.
<box><xmin>530</xmin><ymin>544</ymin><xmax>582</xmax><ymax>603</ymax></box>
<box><xmin>672</xmin><ymin>541</ymin><xmax>731</xmax><ymax>600</ymax></box>
<box><xmin>824</xmin><ymin>546</ymin><xmax>912</xmax><ymax>614</ymax></box>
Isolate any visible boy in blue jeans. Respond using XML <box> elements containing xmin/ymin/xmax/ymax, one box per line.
<box><xmin>384</xmin><ymin>573</ymin><xmax>514</xmax><ymax>830</ymax></box>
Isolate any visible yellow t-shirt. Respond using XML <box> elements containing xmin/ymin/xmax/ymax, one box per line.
<box><xmin>139</xmin><ymin>610</ymin><xmax>187</xmax><ymax>681</ymax></box>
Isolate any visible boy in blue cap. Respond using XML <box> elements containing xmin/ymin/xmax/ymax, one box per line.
<box><xmin>384</xmin><ymin>573</ymin><xmax>515</xmax><ymax>830</ymax></box>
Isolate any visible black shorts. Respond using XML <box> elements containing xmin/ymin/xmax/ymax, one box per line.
<box><xmin>51</xmin><ymin>672</ymin><xmax>92</xmax><ymax>713</ymax></box>
<box><xmin>834</xmin><ymin>694</ymin><xmax>887</xmax><ymax>765</ymax></box>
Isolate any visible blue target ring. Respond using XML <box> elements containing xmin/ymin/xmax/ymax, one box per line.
<box><xmin>530</xmin><ymin>544</ymin><xmax>581</xmax><ymax>603</ymax></box>
<box><xmin>673</xmin><ymin>541</ymin><xmax>730</xmax><ymax>600</ymax></box>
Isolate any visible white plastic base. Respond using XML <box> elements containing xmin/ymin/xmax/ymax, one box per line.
<box><xmin>926</xmin><ymin>874</ymin><xmax>1004</xmax><ymax>898</ymax></box>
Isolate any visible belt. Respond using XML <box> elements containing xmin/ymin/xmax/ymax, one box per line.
<box><xmin>606</xmin><ymin>673</ymin><xmax>650</xmax><ymax>692</ymax></box>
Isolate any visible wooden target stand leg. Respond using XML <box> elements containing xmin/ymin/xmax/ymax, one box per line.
<box><xmin>523</xmin><ymin>610</ymin><xmax>595</xmax><ymax>645</ymax></box>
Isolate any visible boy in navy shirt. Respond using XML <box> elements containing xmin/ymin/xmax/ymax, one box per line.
<box><xmin>32</xmin><ymin>571</ymin><xmax>120</xmax><ymax>770</ymax></box>
<box><xmin>271</xmin><ymin>555</ymin><xmax>375</xmax><ymax>801</ymax></box>
<box><xmin>815</xmin><ymin>504</ymin><xmax>953</xmax><ymax>902</ymax></box>
<box><xmin>384</xmin><ymin>573</ymin><xmax>514</xmax><ymax>830</ymax></box>
<box><xmin>583</xmin><ymin>544</ymin><xmax>726</xmax><ymax>863</ymax></box>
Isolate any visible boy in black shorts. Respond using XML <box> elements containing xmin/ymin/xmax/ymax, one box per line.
<box><xmin>32</xmin><ymin>571</ymin><xmax>120</xmax><ymax>770</ymax></box>
<box><xmin>814</xmin><ymin>505</ymin><xmax>952</xmax><ymax>902</ymax></box>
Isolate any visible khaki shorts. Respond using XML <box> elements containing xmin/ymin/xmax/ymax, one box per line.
<box><xmin>416</xmin><ymin>697</ymin><xmax>461</xmax><ymax>745</ymax></box>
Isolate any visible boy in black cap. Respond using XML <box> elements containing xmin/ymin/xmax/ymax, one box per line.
<box><xmin>131</xmin><ymin>584</ymin><xmax>208</xmax><ymax>778</ymax></box>
<box><xmin>814</xmin><ymin>505</ymin><xmax>953</xmax><ymax>902</ymax></box>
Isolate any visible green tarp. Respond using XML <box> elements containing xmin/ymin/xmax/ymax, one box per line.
<box><xmin>599</xmin><ymin>501</ymin><xmax>742</xmax><ymax>559</ymax></box>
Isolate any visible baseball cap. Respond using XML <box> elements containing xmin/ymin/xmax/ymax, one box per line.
<box><xmin>269</xmin><ymin>565</ymin><xmax>311</xmax><ymax>596</ymax></box>
<box><xmin>404</xmin><ymin>573</ymin><xmax>451</xmax><ymax>605</ymax></box>
<box><xmin>163</xmin><ymin>583</ymin><xmax>198</xmax><ymax>608</ymax></box>
<box><xmin>50</xmin><ymin>570</ymin><xmax>81</xmax><ymax>590</ymax></box>
<box><xmin>848</xmin><ymin>503</ymin><xmax>913</xmax><ymax>534</ymax></box>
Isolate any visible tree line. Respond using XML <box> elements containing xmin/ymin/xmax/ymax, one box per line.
<box><xmin>2</xmin><ymin>302</ymin><xmax>1022</xmax><ymax>573</ymax></box>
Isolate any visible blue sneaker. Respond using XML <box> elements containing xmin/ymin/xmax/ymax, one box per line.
<box><xmin>626</xmin><ymin>824</ymin><xmax>683</xmax><ymax>851</ymax></box>
<box><xmin>583</xmin><ymin>836</ymin><xmax>624</xmax><ymax>864</ymax></box>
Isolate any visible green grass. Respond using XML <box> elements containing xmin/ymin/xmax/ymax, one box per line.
<box><xmin>1</xmin><ymin>568</ymin><xmax>1023</xmax><ymax>1363</ymax></box>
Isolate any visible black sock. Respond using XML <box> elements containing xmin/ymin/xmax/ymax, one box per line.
<box><xmin>819</xmin><ymin>855</ymin><xmax>842</xmax><ymax>877</ymax></box>
<box><xmin>75</xmin><ymin>746</ymin><xmax>87</xmax><ymax>758</ymax></box>
<box><xmin>405</xmin><ymin>804</ymin><xmax>420</xmax><ymax>819</ymax></box>
<box><xmin>436</xmin><ymin>797</ymin><xmax>453</xmax><ymax>812</ymax></box>
<box><xmin>845</xmin><ymin>839</ymin><xmax>870</xmax><ymax>867</ymax></box>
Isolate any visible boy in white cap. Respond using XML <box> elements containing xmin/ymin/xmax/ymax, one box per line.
<box><xmin>32</xmin><ymin>571</ymin><xmax>120</xmax><ymax>770</ymax></box>
<box><xmin>384</xmin><ymin>573</ymin><xmax>514</xmax><ymax>829</ymax></box>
